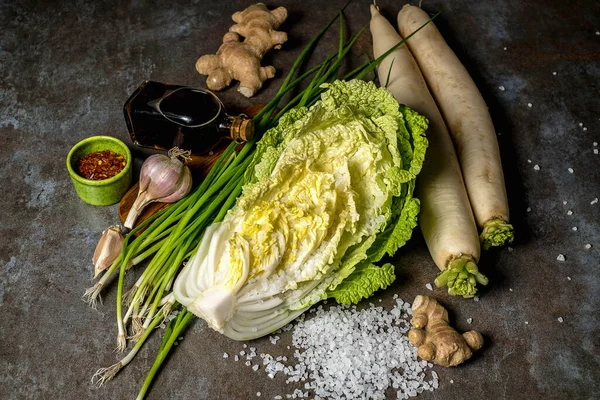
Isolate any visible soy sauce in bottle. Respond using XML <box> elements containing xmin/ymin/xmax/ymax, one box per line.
<box><xmin>123</xmin><ymin>81</ymin><xmax>254</xmax><ymax>155</ymax></box>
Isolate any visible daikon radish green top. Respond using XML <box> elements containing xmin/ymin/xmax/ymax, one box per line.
<box><xmin>173</xmin><ymin>80</ymin><xmax>428</xmax><ymax>339</ymax></box>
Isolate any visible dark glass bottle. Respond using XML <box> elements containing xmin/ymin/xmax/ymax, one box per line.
<box><xmin>123</xmin><ymin>81</ymin><xmax>254</xmax><ymax>155</ymax></box>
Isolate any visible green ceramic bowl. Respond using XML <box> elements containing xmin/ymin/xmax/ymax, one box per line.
<box><xmin>66</xmin><ymin>136</ymin><xmax>133</xmax><ymax>206</ymax></box>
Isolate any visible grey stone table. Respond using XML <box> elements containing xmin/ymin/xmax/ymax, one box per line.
<box><xmin>1</xmin><ymin>0</ymin><xmax>599</xmax><ymax>399</ymax></box>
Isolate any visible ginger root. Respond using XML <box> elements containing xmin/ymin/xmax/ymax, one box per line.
<box><xmin>196</xmin><ymin>3</ymin><xmax>288</xmax><ymax>97</ymax></box>
<box><xmin>408</xmin><ymin>295</ymin><xmax>484</xmax><ymax>367</ymax></box>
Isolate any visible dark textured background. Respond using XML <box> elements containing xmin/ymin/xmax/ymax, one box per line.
<box><xmin>1</xmin><ymin>0</ymin><xmax>599</xmax><ymax>399</ymax></box>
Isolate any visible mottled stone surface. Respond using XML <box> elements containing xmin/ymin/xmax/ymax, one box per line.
<box><xmin>1</xmin><ymin>0</ymin><xmax>599</xmax><ymax>399</ymax></box>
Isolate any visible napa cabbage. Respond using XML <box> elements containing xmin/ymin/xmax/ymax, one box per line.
<box><xmin>173</xmin><ymin>80</ymin><xmax>428</xmax><ymax>340</ymax></box>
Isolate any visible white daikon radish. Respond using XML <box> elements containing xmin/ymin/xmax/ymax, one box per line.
<box><xmin>370</xmin><ymin>4</ymin><xmax>487</xmax><ymax>297</ymax></box>
<box><xmin>398</xmin><ymin>5</ymin><xmax>513</xmax><ymax>250</ymax></box>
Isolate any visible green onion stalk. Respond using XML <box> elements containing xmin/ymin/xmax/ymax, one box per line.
<box><xmin>89</xmin><ymin>3</ymin><xmax>438</xmax><ymax>397</ymax></box>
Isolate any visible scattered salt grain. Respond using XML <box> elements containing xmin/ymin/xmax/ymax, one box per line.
<box><xmin>527</xmin><ymin>103</ymin><xmax>532</xmax><ymax>108</ymax></box>
<box><xmin>253</xmin><ymin>365</ymin><xmax>260</xmax><ymax>371</ymax></box>
<box><xmin>579</xmin><ymin>122</ymin><xmax>584</xmax><ymax>127</ymax></box>
<box><xmin>223</xmin><ymin>353</ymin><xmax>229</xmax><ymax>358</ymax></box>
<box><xmin>594</xmin><ymin>149</ymin><xmax>599</xmax><ymax>154</ymax></box>
<box><xmin>557</xmin><ymin>254</ymin><xmax>566</xmax><ymax>261</ymax></box>
<box><xmin>567</xmin><ymin>210</ymin><xmax>573</xmax><ymax>215</ymax></box>
<box><xmin>503</xmin><ymin>47</ymin><xmax>507</xmax><ymax>50</ymax></box>
<box><xmin>499</xmin><ymin>85</ymin><xmax>505</xmax><ymax>91</ymax></box>
<box><xmin>583</xmin><ymin>127</ymin><xmax>588</xmax><ymax>131</ymax></box>
<box><xmin>526</xmin><ymin>207</ymin><xmax>531</xmax><ymax>212</ymax></box>
<box><xmin>563</xmin><ymin>201</ymin><xmax>568</xmax><ymax>205</ymax></box>
<box><xmin>245</xmin><ymin>361</ymin><xmax>252</xmax><ymax>366</ymax></box>
<box><xmin>257</xmin><ymin>391</ymin><xmax>261</xmax><ymax>397</ymax></box>
<box><xmin>508</xmin><ymin>247</ymin><xmax>514</xmax><ymax>252</ymax></box>
<box><xmin>467</xmin><ymin>318</ymin><xmax>473</xmax><ymax>324</ymax></box>
<box><xmin>572</xmin><ymin>227</ymin><xmax>578</xmax><ymax>231</ymax></box>
<box><xmin>243</xmin><ymin>344</ymin><xmax>248</xmax><ymax>348</ymax></box>
<box><xmin>567</xmin><ymin>276</ymin><xmax>572</xmax><ymax>281</ymax></box>
<box><xmin>275</xmin><ymin>396</ymin><xmax>282</xmax><ymax>400</ymax></box>
<box><xmin>509</xmin><ymin>288</ymin><xmax>513</xmax><ymax>292</ymax></box>
<box><xmin>425</xmin><ymin>283</ymin><xmax>433</xmax><ymax>291</ymax></box>
<box><xmin>552</xmin><ymin>71</ymin><xmax>557</xmax><ymax>76</ymax></box>
<box><xmin>525</xmin><ymin>321</ymin><xmax>529</xmax><ymax>325</ymax></box>
<box><xmin>585</xmin><ymin>244</ymin><xmax>592</xmax><ymax>249</ymax></box>
<box><xmin>596</xmin><ymin>31</ymin><xmax>600</xmax><ymax>35</ymax></box>
<box><xmin>234</xmin><ymin>355</ymin><xmax>239</xmax><ymax>362</ymax></box>
<box><xmin>568</xmin><ymin>168</ymin><xmax>574</xmax><ymax>173</ymax></box>
<box><xmin>594</xmin><ymin>142</ymin><xmax>598</xmax><ymax>146</ymax></box>
<box><xmin>208</xmin><ymin>151</ymin><xmax>214</xmax><ymax>156</ymax></box>
<box><xmin>450</xmin><ymin>380</ymin><xmax>454</xmax><ymax>384</ymax></box>
<box><xmin>533</xmin><ymin>164</ymin><xmax>540</xmax><ymax>171</ymax></box>
<box><xmin>558</xmin><ymin>317</ymin><xmax>564</xmax><ymax>323</ymax></box>
<box><xmin>527</xmin><ymin>159</ymin><xmax>532</xmax><ymax>163</ymax></box>
<box><xmin>474</xmin><ymin>297</ymin><xmax>480</xmax><ymax>302</ymax></box>
<box><xmin>240</xmin><ymin>350</ymin><xmax>246</xmax><ymax>356</ymax></box>
<box><xmin>269</xmin><ymin>335</ymin><xmax>280</xmax><ymax>345</ymax></box>
<box><xmin>591</xmin><ymin>198</ymin><xmax>598</xmax><ymax>205</ymax></box>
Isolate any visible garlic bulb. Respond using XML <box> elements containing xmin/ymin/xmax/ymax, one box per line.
<box><xmin>93</xmin><ymin>225</ymin><xmax>124</xmax><ymax>278</ymax></box>
<box><xmin>124</xmin><ymin>148</ymin><xmax>193</xmax><ymax>230</ymax></box>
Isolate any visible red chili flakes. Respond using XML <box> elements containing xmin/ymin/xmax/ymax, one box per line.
<box><xmin>77</xmin><ymin>150</ymin><xmax>126</xmax><ymax>180</ymax></box>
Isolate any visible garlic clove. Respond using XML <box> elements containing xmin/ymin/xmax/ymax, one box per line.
<box><xmin>93</xmin><ymin>225</ymin><xmax>124</xmax><ymax>278</ymax></box>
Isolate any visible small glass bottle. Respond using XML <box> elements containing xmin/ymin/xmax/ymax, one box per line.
<box><xmin>123</xmin><ymin>81</ymin><xmax>254</xmax><ymax>155</ymax></box>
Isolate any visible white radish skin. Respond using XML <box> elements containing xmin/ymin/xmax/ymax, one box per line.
<box><xmin>370</xmin><ymin>5</ymin><xmax>487</xmax><ymax>297</ymax></box>
<box><xmin>398</xmin><ymin>5</ymin><xmax>513</xmax><ymax>250</ymax></box>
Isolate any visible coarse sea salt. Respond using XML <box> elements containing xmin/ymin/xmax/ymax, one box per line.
<box><xmin>533</xmin><ymin>165</ymin><xmax>540</xmax><ymax>171</ymax></box>
<box><xmin>231</xmin><ymin>300</ymin><xmax>438</xmax><ymax>399</ymax></box>
<box><xmin>591</xmin><ymin>198</ymin><xmax>599</xmax><ymax>205</ymax></box>
<box><xmin>557</xmin><ymin>254</ymin><xmax>566</xmax><ymax>261</ymax></box>
<box><xmin>568</xmin><ymin>168</ymin><xmax>574</xmax><ymax>173</ymax></box>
